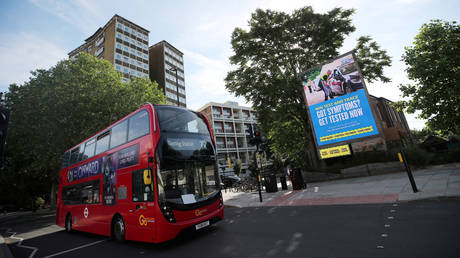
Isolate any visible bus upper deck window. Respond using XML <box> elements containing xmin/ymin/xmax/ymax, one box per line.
<box><xmin>128</xmin><ymin>110</ymin><xmax>150</xmax><ymax>141</ymax></box>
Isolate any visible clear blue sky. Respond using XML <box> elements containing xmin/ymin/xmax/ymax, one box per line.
<box><xmin>1</xmin><ymin>0</ymin><xmax>459</xmax><ymax>130</ymax></box>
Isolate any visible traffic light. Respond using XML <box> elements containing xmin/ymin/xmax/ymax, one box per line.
<box><xmin>0</xmin><ymin>107</ymin><xmax>10</xmax><ymax>160</ymax></box>
<box><xmin>249</xmin><ymin>125</ymin><xmax>267</xmax><ymax>146</ymax></box>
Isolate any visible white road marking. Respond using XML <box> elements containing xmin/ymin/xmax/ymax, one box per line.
<box><xmin>314</xmin><ymin>187</ymin><xmax>319</xmax><ymax>193</ymax></box>
<box><xmin>43</xmin><ymin>239</ymin><xmax>108</xmax><ymax>258</ymax></box>
<box><xmin>381</xmin><ymin>234</ymin><xmax>388</xmax><ymax>237</ymax></box>
<box><xmin>377</xmin><ymin>245</ymin><xmax>384</xmax><ymax>249</ymax></box>
<box><xmin>384</xmin><ymin>224</ymin><xmax>391</xmax><ymax>228</ymax></box>
<box><xmin>7</xmin><ymin>230</ymin><xmax>39</xmax><ymax>258</ymax></box>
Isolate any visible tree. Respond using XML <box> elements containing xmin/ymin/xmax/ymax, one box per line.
<box><xmin>233</xmin><ymin>159</ymin><xmax>242</xmax><ymax>176</ymax></box>
<box><xmin>225</xmin><ymin>6</ymin><xmax>391</xmax><ymax>168</ymax></box>
<box><xmin>397</xmin><ymin>20</ymin><xmax>460</xmax><ymax>135</ymax></box>
<box><xmin>410</xmin><ymin>128</ymin><xmax>434</xmax><ymax>144</ymax></box>
<box><xmin>1</xmin><ymin>53</ymin><xmax>165</xmax><ymax>208</ymax></box>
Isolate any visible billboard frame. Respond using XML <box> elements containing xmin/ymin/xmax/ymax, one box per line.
<box><xmin>300</xmin><ymin>50</ymin><xmax>384</xmax><ymax>159</ymax></box>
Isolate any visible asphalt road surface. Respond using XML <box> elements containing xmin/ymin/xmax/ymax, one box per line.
<box><xmin>2</xmin><ymin>199</ymin><xmax>460</xmax><ymax>258</ymax></box>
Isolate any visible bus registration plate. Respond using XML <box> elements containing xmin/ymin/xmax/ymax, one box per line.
<box><xmin>195</xmin><ymin>220</ymin><xmax>210</xmax><ymax>230</ymax></box>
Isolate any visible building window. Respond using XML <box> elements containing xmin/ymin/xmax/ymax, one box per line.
<box><xmin>216</xmin><ymin>137</ymin><xmax>225</xmax><ymax>149</ymax></box>
<box><xmin>214</xmin><ymin>122</ymin><xmax>224</xmax><ymax>133</ymax></box>
<box><xmin>95</xmin><ymin>47</ymin><xmax>103</xmax><ymax>56</ymax></box>
<box><xmin>226</xmin><ymin>138</ymin><xmax>236</xmax><ymax>148</ymax></box>
<box><xmin>223</xmin><ymin>108</ymin><xmax>232</xmax><ymax>118</ymax></box>
<box><xmin>224</xmin><ymin>123</ymin><xmax>234</xmax><ymax>133</ymax></box>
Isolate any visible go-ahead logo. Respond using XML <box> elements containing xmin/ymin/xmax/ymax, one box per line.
<box><xmin>139</xmin><ymin>215</ymin><xmax>155</xmax><ymax>226</ymax></box>
<box><xmin>195</xmin><ymin>208</ymin><xmax>208</xmax><ymax>217</ymax></box>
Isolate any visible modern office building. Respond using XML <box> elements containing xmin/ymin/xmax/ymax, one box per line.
<box><xmin>198</xmin><ymin>101</ymin><xmax>258</xmax><ymax>176</ymax></box>
<box><xmin>149</xmin><ymin>41</ymin><xmax>186</xmax><ymax>107</ymax></box>
<box><xmin>68</xmin><ymin>14</ymin><xmax>150</xmax><ymax>82</ymax></box>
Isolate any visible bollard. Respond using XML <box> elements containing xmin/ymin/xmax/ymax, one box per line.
<box><xmin>398</xmin><ymin>150</ymin><xmax>418</xmax><ymax>193</ymax></box>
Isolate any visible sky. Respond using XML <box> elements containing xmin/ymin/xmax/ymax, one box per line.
<box><xmin>0</xmin><ymin>0</ymin><xmax>459</xmax><ymax>130</ymax></box>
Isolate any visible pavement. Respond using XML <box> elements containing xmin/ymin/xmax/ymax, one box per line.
<box><xmin>223</xmin><ymin>163</ymin><xmax>460</xmax><ymax>208</ymax></box>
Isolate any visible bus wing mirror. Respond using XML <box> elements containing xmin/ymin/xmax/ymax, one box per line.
<box><xmin>143</xmin><ymin>169</ymin><xmax>152</xmax><ymax>185</ymax></box>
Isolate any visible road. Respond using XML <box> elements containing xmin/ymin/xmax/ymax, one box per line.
<box><xmin>1</xmin><ymin>199</ymin><xmax>460</xmax><ymax>258</ymax></box>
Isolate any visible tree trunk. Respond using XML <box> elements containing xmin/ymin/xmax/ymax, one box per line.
<box><xmin>49</xmin><ymin>182</ymin><xmax>56</xmax><ymax>210</ymax></box>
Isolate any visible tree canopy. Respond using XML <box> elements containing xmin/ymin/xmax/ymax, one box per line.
<box><xmin>225</xmin><ymin>6</ymin><xmax>391</xmax><ymax>168</ymax></box>
<box><xmin>1</xmin><ymin>53</ymin><xmax>165</xmax><ymax>208</ymax></box>
<box><xmin>397</xmin><ymin>20</ymin><xmax>460</xmax><ymax>135</ymax></box>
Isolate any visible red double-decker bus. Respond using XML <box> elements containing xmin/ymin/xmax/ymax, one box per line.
<box><xmin>56</xmin><ymin>104</ymin><xmax>224</xmax><ymax>243</ymax></box>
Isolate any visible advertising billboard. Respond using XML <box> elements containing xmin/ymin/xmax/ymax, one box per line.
<box><xmin>301</xmin><ymin>51</ymin><xmax>380</xmax><ymax>153</ymax></box>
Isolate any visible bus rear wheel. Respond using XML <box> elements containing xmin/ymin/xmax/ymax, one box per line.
<box><xmin>65</xmin><ymin>214</ymin><xmax>72</xmax><ymax>232</ymax></box>
<box><xmin>112</xmin><ymin>215</ymin><xmax>125</xmax><ymax>241</ymax></box>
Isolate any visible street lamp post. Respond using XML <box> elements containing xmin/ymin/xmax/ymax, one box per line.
<box><xmin>169</xmin><ymin>67</ymin><xmax>180</xmax><ymax>107</ymax></box>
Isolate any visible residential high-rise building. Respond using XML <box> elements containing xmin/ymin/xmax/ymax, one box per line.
<box><xmin>149</xmin><ymin>40</ymin><xmax>186</xmax><ymax>107</ymax></box>
<box><xmin>198</xmin><ymin>101</ymin><xmax>257</xmax><ymax>176</ymax></box>
<box><xmin>68</xmin><ymin>14</ymin><xmax>150</xmax><ymax>82</ymax></box>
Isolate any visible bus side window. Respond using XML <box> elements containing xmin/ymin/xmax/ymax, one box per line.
<box><xmin>61</xmin><ymin>151</ymin><xmax>70</xmax><ymax>169</ymax></box>
<box><xmin>132</xmin><ymin>170</ymin><xmax>154</xmax><ymax>202</ymax></box>
<box><xmin>69</xmin><ymin>147</ymin><xmax>80</xmax><ymax>166</ymax></box>
<box><xmin>128</xmin><ymin>110</ymin><xmax>150</xmax><ymax>141</ymax></box>
<box><xmin>62</xmin><ymin>180</ymin><xmax>100</xmax><ymax>205</ymax></box>
<box><xmin>84</xmin><ymin>138</ymin><xmax>96</xmax><ymax>159</ymax></box>
<box><xmin>110</xmin><ymin>120</ymin><xmax>128</xmax><ymax>148</ymax></box>
<box><xmin>95</xmin><ymin>131</ymin><xmax>110</xmax><ymax>155</ymax></box>
<box><xmin>78</xmin><ymin>144</ymin><xmax>85</xmax><ymax>162</ymax></box>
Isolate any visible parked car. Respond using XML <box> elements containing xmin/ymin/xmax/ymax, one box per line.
<box><xmin>328</xmin><ymin>68</ymin><xmax>363</xmax><ymax>96</ymax></box>
<box><xmin>221</xmin><ymin>175</ymin><xmax>241</xmax><ymax>188</ymax></box>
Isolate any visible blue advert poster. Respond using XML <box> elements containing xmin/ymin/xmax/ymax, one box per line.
<box><xmin>309</xmin><ymin>89</ymin><xmax>379</xmax><ymax>146</ymax></box>
<box><xmin>102</xmin><ymin>144</ymin><xmax>139</xmax><ymax>205</ymax></box>
<box><xmin>301</xmin><ymin>52</ymin><xmax>380</xmax><ymax>149</ymax></box>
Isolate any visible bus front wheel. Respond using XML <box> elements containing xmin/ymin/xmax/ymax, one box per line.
<box><xmin>65</xmin><ymin>214</ymin><xmax>72</xmax><ymax>232</ymax></box>
<box><xmin>112</xmin><ymin>215</ymin><xmax>125</xmax><ymax>241</ymax></box>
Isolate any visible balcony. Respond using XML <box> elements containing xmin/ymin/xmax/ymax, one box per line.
<box><xmin>96</xmin><ymin>37</ymin><xmax>104</xmax><ymax>47</ymax></box>
<box><xmin>235</xmin><ymin>130</ymin><xmax>245</xmax><ymax>136</ymax></box>
<box><xmin>213</xmin><ymin>114</ymin><xmax>223</xmax><ymax>120</ymax></box>
<box><xmin>224</xmin><ymin>128</ymin><xmax>234</xmax><ymax>134</ymax></box>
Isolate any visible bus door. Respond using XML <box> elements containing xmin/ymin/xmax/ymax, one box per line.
<box><xmin>126</xmin><ymin>169</ymin><xmax>156</xmax><ymax>241</ymax></box>
<box><xmin>80</xmin><ymin>180</ymin><xmax>102</xmax><ymax>234</ymax></box>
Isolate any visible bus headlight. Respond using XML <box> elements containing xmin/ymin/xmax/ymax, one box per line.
<box><xmin>161</xmin><ymin>205</ymin><xmax>176</xmax><ymax>223</ymax></box>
